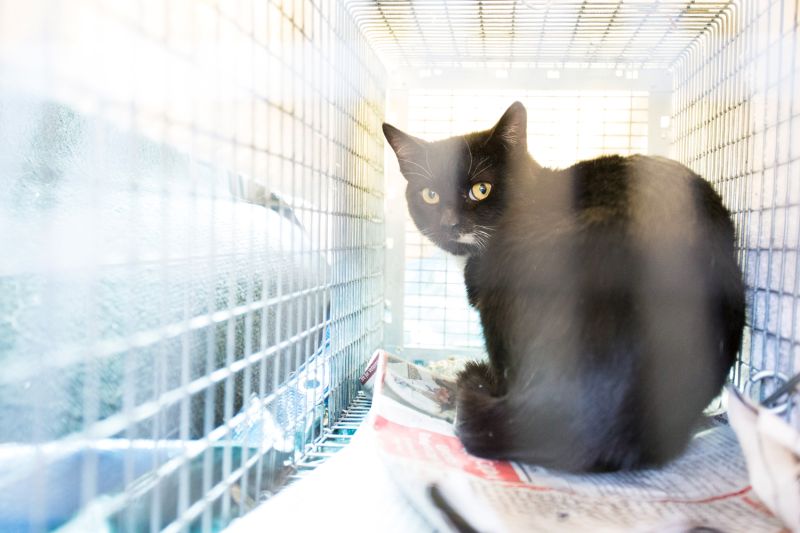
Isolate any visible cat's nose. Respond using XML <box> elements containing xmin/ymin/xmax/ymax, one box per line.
<box><xmin>441</xmin><ymin>210</ymin><xmax>459</xmax><ymax>233</ymax></box>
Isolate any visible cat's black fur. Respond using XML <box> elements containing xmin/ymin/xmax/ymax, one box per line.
<box><xmin>383</xmin><ymin>102</ymin><xmax>745</xmax><ymax>472</ymax></box>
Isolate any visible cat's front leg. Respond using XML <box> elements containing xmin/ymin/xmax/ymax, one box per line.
<box><xmin>463</xmin><ymin>256</ymin><xmax>481</xmax><ymax>309</ymax></box>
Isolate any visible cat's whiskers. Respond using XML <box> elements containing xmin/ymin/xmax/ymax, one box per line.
<box><xmin>469</xmin><ymin>156</ymin><xmax>492</xmax><ymax>180</ymax></box>
<box><xmin>463</xmin><ymin>136</ymin><xmax>473</xmax><ymax>176</ymax></box>
<box><xmin>473</xmin><ymin>225</ymin><xmax>493</xmax><ymax>238</ymax></box>
<box><xmin>398</xmin><ymin>158</ymin><xmax>433</xmax><ymax>179</ymax></box>
<box><xmin>403</xmin><ymin>171</ymin><xmax>433</xmax><ymax>182</ymax></box>
<box><xmin>423</xmin><ymin>146</ymin><xmax>433</xmax><ymax>178</ymax></box>
<box><xmin>471</xmin><ymin>225</ymin><xmax>494</xmax><ymax>252</ymax></box>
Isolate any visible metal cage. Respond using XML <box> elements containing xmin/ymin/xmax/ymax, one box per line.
<box><xmin>0</xmin><ymin>1</ymin><xmax>384</xmax><ymax>531</ymax></box>
<box><xmin>0</xmin><ymin>0</ymin><xmax>798</xmax><ymax>532</ymax></box>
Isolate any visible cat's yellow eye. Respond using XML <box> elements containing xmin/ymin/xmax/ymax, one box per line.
<box><xmin>421</xmin><ymin>188</ymin><xmax>440</xmax><ymax>204</ymax></box>
<box><xmin>470</xmin><ymin>182</ymin><xmax>492</xmax><ymax>201</ymax></box>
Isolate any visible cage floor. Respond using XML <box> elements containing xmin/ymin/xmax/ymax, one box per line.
<box><xmin>287</xmin><ymin>392</ymin><xmax>372</xmax><ymax>484</ymax></box>
<box><xmin>225</xmin><ymin>391</ymin><xmax>433</xmax><ymax>533</ymax></box>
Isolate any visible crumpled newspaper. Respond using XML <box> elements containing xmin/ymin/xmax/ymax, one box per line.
<box><xmin>728</xmin><ymin>385</ymin><xmax>800</xmax><ymax>532</ymax></box>
<box><xmin>425</xmin><ymin>357</ymin><xmax>471</xmax><ymax>381</ymax></box>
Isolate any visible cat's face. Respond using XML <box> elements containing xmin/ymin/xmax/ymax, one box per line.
<box><xmin>383</xmin><ymin>102</ymin><xmax>528</xmax><ymax>256</ymax></box>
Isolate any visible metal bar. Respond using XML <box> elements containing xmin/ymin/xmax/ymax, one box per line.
<box><xmin>671</xmin><ymin>0</ymin><xmax>800</xmax><ymax>423</ymax></box>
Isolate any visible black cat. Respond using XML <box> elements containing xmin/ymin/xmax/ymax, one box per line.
<box><xmin>383</xmin><ymin>102</ymin><xmax>745</xmax><ymax>471</ymax></box>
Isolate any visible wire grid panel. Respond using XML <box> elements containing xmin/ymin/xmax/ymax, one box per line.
<box><xmin>0</xmin><ymin>1</ymin><xmax>384</xmax><ymax>531</ymax></box>
<box><xmin>402</xmin><ymin>89</ymin><xmax>649</xmax><ymax>350</ymax></box>
<box><xmin>671</xmin><ymin>0</ymin><xmax>800</xmax><ymax>421</ymax></box>
<box><xmin>347</xmin><ymin>0</ymin><xmax>733</xmax><ymax>69</ymax></box>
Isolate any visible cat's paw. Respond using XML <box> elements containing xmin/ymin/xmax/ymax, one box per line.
<box><xmin>455</xmin><ymin>361</ymin><xmax>508</xmax><ymax>459</ymax></box>
<box><xmin>454</xmin><ymin>393</ymin><xmax>506</xmax><ymax>459</ymax></box>
<box><xmin>456</xmin><ymin>360</ymin><xmax>500</xmax><ymax>395</ymax></box>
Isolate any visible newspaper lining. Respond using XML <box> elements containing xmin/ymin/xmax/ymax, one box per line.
<box><xmin>366</xmin><ymin>350</ymin><xmax>786</xmax><ymax>532</ymax></box>
<box><xmin>728</xmin><ymin>387</ymin><xmax>800</xmax><ymax>532</ymax></box>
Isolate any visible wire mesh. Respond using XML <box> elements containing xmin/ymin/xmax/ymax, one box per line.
<box><xmin>346</xmin><ymin>0</ymin><xmax>734</xmax><ymax>69</ymax></box>
<box><xmin>0</xmin><ymin>1</ymin><xmax>384</xmax><ymax>531</ymax></box>
<box><xmin>672</xmin><ymin>0</ymin><xmax>800</xmax><ymax>423</ymax></box>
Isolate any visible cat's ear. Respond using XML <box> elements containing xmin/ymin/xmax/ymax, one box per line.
<box><xmin>488</xmin><ymin>101</ymin><xmax>527</xmax><ymax>152</ymax></box>
<box><xmin>382</xmin><ymin>123</ymin><xmax>427</xmax><ymax>169</ymax></box>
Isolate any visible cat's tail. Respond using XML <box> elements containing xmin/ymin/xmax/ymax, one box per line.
<box><xmin>454</xmin><ymin>360</ymin><xmax>600</xmax><ymax>471</ymax></box>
